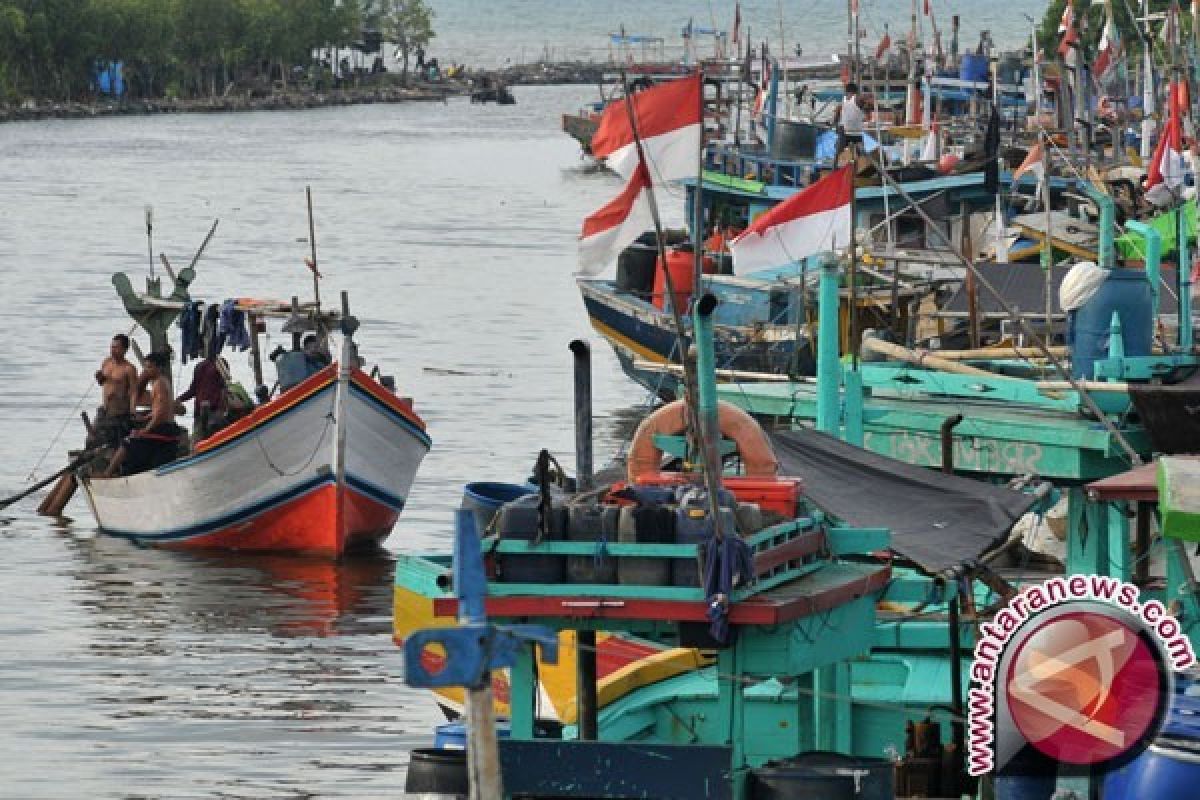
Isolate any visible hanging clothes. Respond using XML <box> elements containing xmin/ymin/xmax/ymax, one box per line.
<box><xmin>202</xmin><ymin>303</ymin><xmax>222</xmax><ymax>356</ymax></box>
<box><xmin>177</xmin><ymin>301</ymin><xmax>204</xmax><ymax>363</ymax></box>
<box><xmin>218</xmin><ymin>299</ymin><xmax>251</xmax><ymax>351</ymax></box>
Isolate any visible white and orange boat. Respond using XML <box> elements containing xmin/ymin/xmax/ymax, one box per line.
<box><xmin>75</xmin><ymin>258</ymin><xmax>430</xmax><ymax>557</ymax></box>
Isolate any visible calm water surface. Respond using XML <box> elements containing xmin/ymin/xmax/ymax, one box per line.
<box><xmin>428</xmin><ymin>0</ymin><xmax>1047</xmax><ymax>66</ymax></box>
<box><xmin>0</xmin><ymin>85</ymin><xmax>655</xmax><ymax>798</ymax></box>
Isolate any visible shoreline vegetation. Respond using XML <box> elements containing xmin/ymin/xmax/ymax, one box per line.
<box><xmin>0</xmin><ymin>61</ymin><xmax>611</xmax><ymax>123</ymax></box>
<box><xmin>0</xmin><ymin>0</ymin><xmax>619</xmax><ymax>124</ymax></box>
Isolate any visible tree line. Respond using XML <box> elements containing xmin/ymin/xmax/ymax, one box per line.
<box><xmin>0</xmin><ymin>0</ymin><xmax>434</xmax><ymax>104</ymax></box>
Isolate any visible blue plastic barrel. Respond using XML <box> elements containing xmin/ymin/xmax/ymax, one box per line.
<box><xmin>461</xmin><ymin>481</ymin><xmax>535</xmax><ymax>535</ymax></box>
<box><xmin>1068</xmin><ymin>269</ymin><xmax>1153</xmax><ymax>379</ymax></box>
<box><xmin>1103</xmin><ymin>693</ymin><xmax>1200</xmax><ymax>798</ymax></box>
<box><xmin>960</xmin><ymin>54</ymin><xmax>989</xmax><ymax>83</ymax></box>
<box><xmin>434</xmin><ymin>721</ymin><xmax>511</xmax><ymax>750</ymax></box>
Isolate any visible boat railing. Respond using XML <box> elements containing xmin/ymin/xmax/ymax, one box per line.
<box><xmin>704</xmin><ymin>141</ymin><xmax>818</xmax><ymax>189</ymax></box>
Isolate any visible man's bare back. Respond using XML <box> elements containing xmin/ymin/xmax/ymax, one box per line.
<box><xmin>98</xmin><ymin>356</ymin><xmax>137</xmax><ymax>417</ymax></box>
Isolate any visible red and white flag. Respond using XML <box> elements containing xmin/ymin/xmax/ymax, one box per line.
<box><xmin>875</xmin><ymin>28</ymin><xmax>892</xmax><ymax>61</ymax></box>
<box><xmin>1057</xmin><ymin>5</ymin><xmax>1079</xmax><ymax>67</ymax></box>
<box><xmin>1146</xmin><ymin>81</ymin><xmax>1188</xmax><ymax>206</ymax></box>
<box><xmin>577</xmin><ymin>163</ymin><xmax>655</xmax><ymax>274</ymax></box>
<box><xmin>729</xmin><ymin>166</ymin><xmax>854</xmax><ymax>270</ymax></box>
<box><xmin>590</xmin><ymin>74</ymin><xmax>702</xmax><ymax>184</ymax></box>
<box><xmin>1012</xmin><ymin>141</ymin><xmax>1044</xmax><ymax>185</ymax></box>
<box><xmin>1093</xmin><ymin>2</ymin><xmax>1122</xmax><ymax>84</ymax></box>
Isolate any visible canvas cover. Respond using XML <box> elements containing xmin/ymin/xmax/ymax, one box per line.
<box><xmin>768</xmin><ymin>427</ymin><xmax>1038</xmax><ymax>573</ymax></box>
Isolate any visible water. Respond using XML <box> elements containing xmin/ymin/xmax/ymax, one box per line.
<box><xmin>0</xmin><ymin>85</ymin><xmax>652</xmax><ymax>798</ymax></box>
<box><xmin>426</xmin><ymin>0</ymin><xmax>1048</xmax><ymax>66</ymax></box>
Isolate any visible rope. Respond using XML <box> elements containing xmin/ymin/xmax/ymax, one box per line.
<box><xmin>254</xmin><ymin>407</ymin><xmax>335</xmax><ymax>477</ymax></box>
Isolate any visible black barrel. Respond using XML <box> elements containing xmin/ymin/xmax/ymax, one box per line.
<box><xmin>496</xmin><ymin>494</ymin><xmax>566</xmax><ymax>584</ymax></box>
<box><xmin>616</xmin><ymin>505</ymin><xmax>674</xmax><ymax>586</ymax></box>
<box><xmin>616</xmin><ymin>243</ymin><xmax>658</xmax><ymax>296</ymax></box>
<box><xmin>751</xmin><ymin>752</ymin><xmax>895</xmax><ymax>800</ymax></box>
<box><xmin>405</xmin><ymin>748</ymin><xmax>468</xmax><ymax>797</ymax></box>
<box><xmin>565</xmin><ymin>504</ymin><xmax>619</xmax><ymax>584</ymax></box>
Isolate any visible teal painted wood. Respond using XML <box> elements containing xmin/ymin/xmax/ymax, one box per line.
<box><xmin>485</xmin><ymin>582</ymin><xmax>707</xmax><ymax>601</ymax></box>
<box><xmin>394</xmin><ymin>553</ymin><xmax>452</xmax><ymax>597</ymax></box>
<box><xmin>827</xmin><ymin>526</ymin><xmax>891</xmax><ymax>556</ymax></box>
<box><xmin>510</xmin><ymin>642</ymin><xmax>536</xmax><ymax>739</ymax></box>
<box><xmin>739</xmin><ymin>591</ymin><xmax>878</xmax><ymax>676</ymax></box>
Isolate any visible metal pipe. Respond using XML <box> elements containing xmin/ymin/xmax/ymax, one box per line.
<box><xmin>569</xmin><ymin>340</ymin><xmax>594</xmax><ymax>491</ymax></box>
<box><xmin>577</xmin><ymin>630</ymin><xmax>598</xmax><ymax>740</ymax></box>
<box><xmin>1084</xmin><ymin>184</ymin><xmax>1116</xmax><ymax>269</ymax></box>
<box><xmin>816</xmin><ymin>256</ymin><xmax>842</xmax><ymax>434</ymax></box>
<box><xmin>1180</xmin><ymin>199</ymin><xmax>1194</xmax><ymax>351</ymax></box>
<box><xmin>693</xmin><ymin>293</ymin><xmax>727</xmax><ymax>541</ymax></box>
<box><xmin>940</xmin><ymin>414</ymin><xmax>964</xmax><ymax>474</ymax></box>
<box><xmin>948</xmin><ymin>579</ymin><xmax>965</xmax><ymax>786</ymax></box>
<box><xmin>1125</xmin><ymin>219</ymin><xmax>1162</xmax><ymax>321</ymax></box>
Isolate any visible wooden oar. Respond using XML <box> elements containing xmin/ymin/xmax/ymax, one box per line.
<box><xmin>1</xmin><ymin>449</ymin><xmax>96</xmax><ymax>512</ymax></box>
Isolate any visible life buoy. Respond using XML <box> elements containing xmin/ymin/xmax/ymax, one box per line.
<box><xmin>626</xmin><ymin>400</ymin><xmax>778</xmax><ymax>483</ymax></box>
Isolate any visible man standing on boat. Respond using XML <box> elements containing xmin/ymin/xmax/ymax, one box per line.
<box><xmin>833</xmin><ymin>82</ymin><xmax>865</xmax><ymax>164</ymax></box>
<box><xmin>92</xmin><ymin>333</ymin><xmax>138</xmax><ymax>448</ymax></box>
<box><xmin>176</xmin><ymin>349</ymin><xmax>227</xmax><ymax>442</ymax></box>
<box><xmin>101</xmin><ymin>352</ymin><xmax>182</xmax><ymax>477</ymax></box>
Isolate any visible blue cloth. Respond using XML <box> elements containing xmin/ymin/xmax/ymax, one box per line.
<box><xmin>703</xmin><ymin>532</ymin><xmax>755</xmax><ymax>644</ymax></box>
<box><xmin>815</xmin><ymin>130</ymin><xmax>879</xmax><ymax>162</ymax></box>
<box><xmin>177</xmin><ymin>301</ymin><xmax>203</xmax><ymax>363</ymax></box>
<box><xmin>218</xmin><ymin>299</ymin><xmax>251</xmax><ymax>351</ymax></box>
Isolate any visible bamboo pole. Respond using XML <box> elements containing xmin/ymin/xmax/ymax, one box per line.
<box><xmin>860</xmin><ymin>336</ymin><xmax>1014</xmax><ymax>378</ymax></box>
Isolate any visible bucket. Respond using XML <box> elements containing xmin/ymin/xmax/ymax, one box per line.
<box><xmin>434</xmin><ymin>721</ymin><xmax>511</xmax><ymax>750</ymax></box>
<box><xmin>461</xmin><ymin>482</ymin><xmax>536</xmax><ymax>535</ymax></box>
<box><xmin>405</xmin><ymin>748</ymin><xmax>468</xmax><ymax>797</ymax></box>
<box><xmin>750</xmin><ymin>752</ymin><xmax>894</xmax><ymax>799</ymax></box>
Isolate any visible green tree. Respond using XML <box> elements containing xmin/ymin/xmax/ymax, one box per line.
<box><xmin>366</xmin><ymin>0</ymin><xmax>434</xmax><ymax>84</ymax></box>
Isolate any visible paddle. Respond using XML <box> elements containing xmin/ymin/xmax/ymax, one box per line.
<box><xmin>1</xmin><ymin>450</ymin><xmax>97</xmax><ymax>511</ymax></box>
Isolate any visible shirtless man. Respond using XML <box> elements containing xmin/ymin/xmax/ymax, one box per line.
<box><xmin>92</xmin><ymin>333</ymin><xmax>139</xmax><ymax>447</ymax></box>
<box><xmin>102</xmin><ymin>352</ymin><xmax>182</xmax><ymax>477</ymax></box>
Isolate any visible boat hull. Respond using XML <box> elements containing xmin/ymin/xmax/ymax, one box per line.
<box><xmin>81</xmin><ymin>366</ymin><xmax>430</xmax><ymax>557</ymax></box>
<box><xmin>579</xmin><ymin>278</ymin><xmax>808</xmax><ymax>399</ymax></box>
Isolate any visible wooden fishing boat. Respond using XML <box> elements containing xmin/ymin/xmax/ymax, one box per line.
<box><xmin>68</xmin><ymin>213</ymin><xmax>430</xmax><ymax>557</ymax></box>
<box><xmin>81</xmin><ymin>358</ymin><xmax>430</xmax><ymax>556</ymax></box>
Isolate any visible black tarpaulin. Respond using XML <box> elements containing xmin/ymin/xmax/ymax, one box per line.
<box><xmin>768</xmin><ymin>427</ymin><xmax>1038</xmax><ymax>573</ymax></box>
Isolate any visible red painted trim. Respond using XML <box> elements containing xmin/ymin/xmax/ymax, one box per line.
<box><xmin>350</xmin><ymin>368</ymin><xmax>427</xmax><ymax>431</ymax></box>
<box><xmin>753</xmin><ymin>530</ymin><xmax>826</xmax><ymax>576</ymax></box>
<box><xmin>196</xmin><ymin>366</ymin><xmax>336</xmax><ymax>452</ymax></box>
<box><xmin>433</xmin><ymin>565</ymin><xmax>892</xmax><ymax>626</ymax></box>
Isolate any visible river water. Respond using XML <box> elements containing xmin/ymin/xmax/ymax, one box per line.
<box><xmin>427</xmin><ymin>0</ymin><xmax>1047</xmax><ymax>66</ymax></box>
<box><xmin>0</xmin><ymin>85</ymin><xmax>656</xmax><ymax>798</ymax></box>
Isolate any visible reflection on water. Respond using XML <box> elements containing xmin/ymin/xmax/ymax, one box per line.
<box><xmin>0</xmin><ymin>85</ymin><xmax>653</xmax><ymax>797</ymax></box>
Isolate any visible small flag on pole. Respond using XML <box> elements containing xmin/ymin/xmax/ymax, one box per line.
<box><xmin>589</xmin><ymin>74</ymin><xmax>703</xmax><ymax>184</ymax></box>
<box><xmin>729</xmin><ymin>166</ymin><xmax>854</xmax><ymax>270</ymax></box>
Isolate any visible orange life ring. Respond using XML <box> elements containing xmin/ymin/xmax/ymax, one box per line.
<box><xmin>626</xmin><ymin>400</ymin><xmax>778</xmax><ymax>483</ymax></box>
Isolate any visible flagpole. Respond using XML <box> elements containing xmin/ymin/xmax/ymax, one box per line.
<box><xmin>619</xmin><ymin>69</ymin><xmax>725</xmax><ymax>541</ymax></box>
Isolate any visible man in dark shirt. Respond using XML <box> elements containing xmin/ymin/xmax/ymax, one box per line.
<box><xmin>176</xmin><ymin>353</ymin><xmax>227</xmax><ymax>441</ymax></box>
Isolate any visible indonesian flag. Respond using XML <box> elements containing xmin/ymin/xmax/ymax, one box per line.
<box><xmin>876</xmin><ymin>28</ymin><xmax>892</xmax><ymax>61</ymax></box>
<box><xmin>1012</xmin><ymin>141</ymin><xmax>1044</xmax><ymax>184</ymax></box>
<box><xmin>1146</xmin><ymin>81</ymin><xmax>1187</xmax><ymax>206</ymax></box>
<box><xmin>752</xmin><ymin>58</ymin><xmax>771</xmax><ymax>119</ymax></box>
<box><xmin>577</xmin><ymin>162</ymin><xmax>655</xmax><ymax>274</ymax></box>
<box><xmin>1057</xmin><ymin>5</ymin><xmax>1079</xmax><ymax>66</ymax></box>
<box><xmin>590</xmin><ymin>74</ymin><xmax>702</xmax><ymax>184</ymax></box>
<box><xmin>923</xmin><ymin>0</ymin><xmax>931</xmax><ymax>15</ymax></box>
<box><xmin>732</xmin><ymin>2</ymin><xmax>741</xmax><ymax>45</ymax></box>
<box><xmin>1093</xmin><ymin>2</ymin><xmax>1121</xmax><ymax>84</ymax></box>
<box><xmin>920</xmin><ymin>120</ymin><xmax>941</xmax><ymax>162</ymax></box>
<box><xmin>729</xmin><ymin>165</ymin><xmax>854</xmax><ymax>270</ymax></box>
